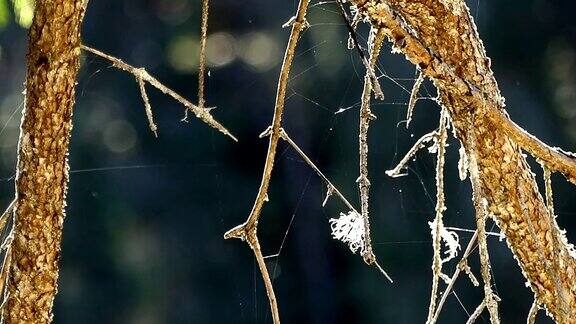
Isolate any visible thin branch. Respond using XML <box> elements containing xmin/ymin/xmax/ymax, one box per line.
<box><xmin>385</xmin><ymin>131</ymin><xmax>437</xmax><ymax>178</ymax></box>
<box><xmin>466</xmin><ymin>301</ymin><xmax>486</xmax><ymax>324</ymax></box>
<box><xmin>406</xmin><ymin>71</ymin><xmax>424</xmax><ymax>128</ymax></box>
<box><xmin>432</xmin><ymin>230</ymin><xmax>478</xmax><ymax>323</ymax></box>
<box><xmin>357</xmin><ymin>26</ymin><xmax>386</xmax><ymax>265</ymax></box>
<box><xmin>197</xmin><ymin>0</ymin><xmax>209</xmax><ymax>109</ymax></box>
<box><xmin>280</xmin><ymin>130</ymin><xmax>356</xmax><ymax>212</ymax></box>
<box><xmin>250</xmin><ymin>233</ymin><xmax>279</xmax><ymax>324</ymax></box>
<box><xmin>136</xmin><ymin>76</ymin><xmax>158</xmax><ymax>137</ymax></box>
<box><xmin>81</xmin><ymin>45</ymin><xmax>237</xmax><ymax>142</ymax></box>
<box><xmin>426</xmin><ymin>108</ymin><xmax>449</xmax><ymax>324</ymax></box>
<box><xmin>0</xmin><ymin>246</ymin><xmax>12</xmax><ymax>313</ymax></box>
<box><xmin>223</xmin><ymin>1</ymin><xmax>310</xmax><ymax>322</ymax></box>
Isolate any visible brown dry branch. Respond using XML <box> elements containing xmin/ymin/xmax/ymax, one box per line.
<box><xmin>350</xmin><ymin>0</ymin><xmax>576</xmax><ymax>321</ymax></box>
<box><xmin>223</xmin><ymin>0</ymin><xmax>310</xmax><ymax>322</ymax></box>
<box><xmin>81</xmin><ymin>45</ymin><xmax>237</xmax><ymax>141</ymax></box>
<box><xmin>3</xmin><ymin>1</ymin><xmax>88</xmax><ymax>322</ymax></box>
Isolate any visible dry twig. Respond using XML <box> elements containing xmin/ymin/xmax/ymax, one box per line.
<box><xmin>81</xmin><ymin>45</ymin><xmax>237</xmax><ymax>141</ymax></box>
<box><xmin>426</xmin><ymin>108</ymin><xmax>449</xmax><ymax>324</ymax></box>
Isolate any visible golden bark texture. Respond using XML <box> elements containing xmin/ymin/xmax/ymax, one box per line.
<box><xmin>350</xmin><ymin>0</ymin><xmax>576</xmax><ymax>322</ymax></box>
<box><xmin>3</xmin><ymin>1</ymin><xmax>86</xmax><ymax>322</ymax></box>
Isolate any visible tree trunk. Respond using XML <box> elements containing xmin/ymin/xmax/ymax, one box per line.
<box><xmin>351</xmin><ymin>0</ymin><xmax>576</xmax><ymax>322</ymax></box>
<box><xmin>2</xmin><ymin>1</ymin><xmax>86</xmax><ymax>322</ymax></box>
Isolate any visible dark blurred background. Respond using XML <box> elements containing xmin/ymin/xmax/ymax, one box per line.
<box><xmin>1</xmin><ymin>0</ymin><xmax>576</xmax><ymax>323</ymax></box>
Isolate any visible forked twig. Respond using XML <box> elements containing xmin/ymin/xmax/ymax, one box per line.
<box><xmin>81</xmin><ymin>45</ymin><xmax>237</xmax><ymax>141</ymax></box>
<box><xmin>432</xmin><ymin>230</ymin><xmax>478</xmax><ymax>323</ymax></box>
<box><xmin>136</xmin><ymin>76</ymin><xmax>158</xmax><ymax>137</ymax></box>
<box><xmin>223</xmin><ymin>1</ymin><xmax>310</xmax><ymax>322</ymax></box>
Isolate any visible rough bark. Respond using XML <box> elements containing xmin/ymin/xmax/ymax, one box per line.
<box><xmin>2</xmin><ymin>1</ymin><xmax>86</xmax><ymax>322</ymax></box>
<box><xmin>350</xmin><ymin>0</ymin><xmax>576</xmax><ymax>322</ymax></box>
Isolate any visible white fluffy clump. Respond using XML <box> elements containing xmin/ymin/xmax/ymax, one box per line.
<box><xmin>329</xmin><ymin>211</ymin><xmax>365</xmax><ymax>254</ymax></box>
<box><xmin>429</xmin><ymin>218</ymin><xmax>461</xmax><ymax>263</ymax></box>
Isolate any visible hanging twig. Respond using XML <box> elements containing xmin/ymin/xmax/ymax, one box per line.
<box><xmin>357</xmin><ymin>26</ymin><xmax>386</xmax><ymax>265</ymax></box>
<box><xmin>426</xmin><ymin>108</ymin><xmax>449</xmax><ymax>324</ymax></box>
<box><xmin>136</xmin><ymin>76</ymin><xmax>158</xmax><ymax>137</ymax></box>
<box><xmin>81</xmin><ymin>45</ymin><xmax>237</xmax><ymax>141</ymax></box>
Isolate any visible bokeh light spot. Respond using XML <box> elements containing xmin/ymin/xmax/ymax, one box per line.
<box><xmin>239</xmin><ymin>32</ymin><xmax>280</xmax><ymax>72</ymax></box>
<box><xmin>166</xmin><ymin>35</ymin><xmax>199</xmax><ymax>73</ymax></box>
<box><xmin>206</xmin><ymin>32</ymin><xmax>237</xmax><ymax>68</ymax></box>
<box><xmin>102</xmin><ymin>119</ymin><xmax>138</xmax><ymax>154</ymax></box>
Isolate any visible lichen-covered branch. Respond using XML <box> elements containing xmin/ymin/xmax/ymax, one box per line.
<box><xmin>3</xmin><ymin>1</ymin><xmax>87</xmax><ymax>322</ymax></box>
<box><xmin>350</xmin><ymin>0</ymin><xmax>576</xmax><ymax>321</ymax></box>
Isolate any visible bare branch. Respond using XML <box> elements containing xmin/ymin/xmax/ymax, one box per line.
<box><xmin>468</xmin><ymin>128</ymin><xmax>500</xmax><ymax>323</ymax></box>
<box><xmin>81</xmin><ymin>45</ymin><xmax>237</xmax><ymax>142</ymax></box>
<box><xmin>357</xmin><ymin>26</ymin><xmax>386</xmax><ymax>265</ymax></box>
